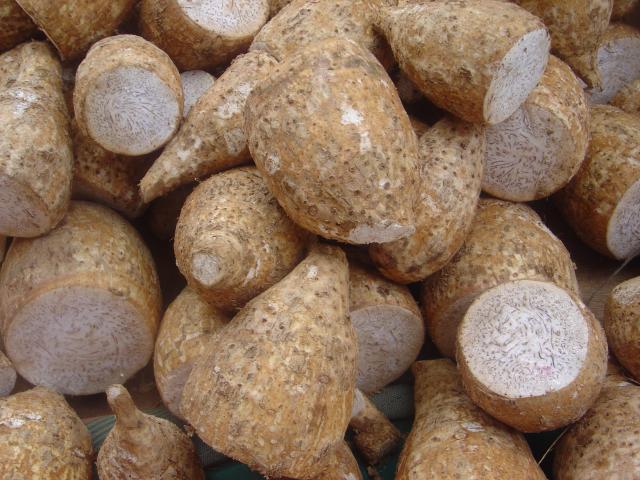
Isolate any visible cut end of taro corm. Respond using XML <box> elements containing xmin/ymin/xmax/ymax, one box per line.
<box><xmin>588</xmin><ymin>32</ymin><xmax>640</xmax><ymax>104</ymax></box>
<box><xmin>177</xmin><ymin>0</ymin><xmax>268</xmax><ymax>38</ymax></box>
<box><xmin>458</xmin><ymin>280</ymin><xmax>589</xmax><ymax>399</ymax></box>
<box><xmin>353</xmin><ymin>305</ymin><xmax>424</xmax><ymax>393</ymax></box>
<box><xmin>484</xmin><ymin>104</ymin><xmax>573</xmax><ymax>201</ymax></box>
<box><xmin>84</xmin><ymin>66</ymin><xmax>181</xmax><ymax>156</ymax></box>
<box><xmin>484</xmin><ymin>28</ymin><xmax>550</xmax><ymax>124</ymax></box>
<box><xmin>5</xmin><ymin>286</ymin><xmax>154</xmax><ymax>395</ymax></box>
<box><xmin>607</xmin><ymin>178</ymin><xmax>640</xmax><ymax>260</ymax></box>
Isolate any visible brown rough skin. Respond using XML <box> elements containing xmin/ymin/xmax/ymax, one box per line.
<box><xmin>318</xmin><ymin>442</ymin><xmax>362</xmax><ymax>480</ymax></box>
<box><xmin>245</xmin><ymin>37</ymin><xmax>419</xmax><ymax>245</ymax></box>
<box><xmin>483</xmin><ymin>55</ymin><xmax>590</xmax><ymax>202</ymax></box>
<box><xmin>605</xmin><ymin>276</ymin><xmax>640</xmax><ymax>381</ymax></box>
<box><xmin>349</xmin><ymin>264</ymin><xmax>424</xmax><ymax>393</ymax></box>
<box><xmin>350</xmin><ymin>389</ymin><xmax>403</xmax><ymax>465</ymax></box>
<box><xmin>0</xmin><ymin>0</ymin><xmax>36</xmax><ymax>52</ymax></box>
<box><xmin>397</xmin><ymin>360</ymin><xmax>546</xmax><ymax>479</ymax></box>
<box><xmin>314</xmin><ymin>442</ymin><xmax>363</xmax><ymax>480</ymax></box>
<box><xmin>154</xmin><ymin>287</ymin><xmax>230</xmax><ymax>418</ymax></box>
<box><xmin>0</xmin><ymin>350</ymin><xmax>16</xmax><ymax>396</ymax></box>
<box><xmin>15</xmin><ymin>0</ymin><xmax>136</xmax><ymax>61</ymax></box>
<box><xmin>139</xmin><ymin>0</ymin><xmax>269</xmax><ymax>71</ymax></box>
<box><xmin>513</xmin><ymin>0</ymin><xmax>612</xmax><ymax>87</ymax></box>
<box><xmin>72</xmin><ymin>122</ymin><xmax>152</xmax><ymax>219</ymax></box>
<box><xmin>0</xmin><ymin>41</ymin><xmax>73</xmax><ymax>238</ymax></box>
<box><xmin>553</xmin><ymin>371</ymin><xmax>640</xmax><ymax>478</ymax></box>
<box><xmin>0</xmin><ymin>201</ymin><xmax>162</xmax><ymax>395</ymax></box>
<box><xmin>97</xmin><ymin>384</ymin><xmax>204</xmax><ymax>480</ymax></box>
<box><xmin>140</xmin><ymin>50</ymin><xmax>278</xmax><ymax>203</ymax></box>
<box><xmin>457</xmin><ymin>280</ymin><xmax>608</xmax><ymax>432</ymax></box>
<box><xmin>181</xmin><ymin>244</ymin><xmax>357</xmax><ymax>479</ymax></box>
<box><xmin>0</xmin><ymin>387</ymin><xmax>92</xmax><ymax>479</ymax></box>
<box><xmin>278</xmin><ymin>441</ymin><xmax>362</xmax><ymax>480</ymax></box>
<box><xmin>74</xmin><ymin>34</ymin><xmax>183</xmax><ymax>156</ymax></box>
<box><xmin>555</xmin><ymin>105</ymin><xmax>640</xmax><ymax>260</ymax></box>
<box><xmin>370</xmin><ymin>116</ymin><xmax>485</xmax><ymax>284</ymax></box>
<box><xmin>611</xmin><ymin>77</ymin><xmax>640</xmax><ymax>114</ymax></box>
<box><xmin>175</xmin><ymin>167</ymin><xmax>314</xmax><ymax>312</ymax></box>
<box><xmin>377</xmin><ymin>1</ymin><xmax>550</xmax><ymax>124</ymax></box>
<box><xmin>251</xmin><ymin>0</ymin><xmax>393</xmax><ymax>67</ymax></box>
<box><xmin>421</xmin><ymin>199</ymin><xmax>579</xmax><ymax>359</ymax></box>
<box><xmin>146</xmin><ymin>183</ymin><xmax>194</xmax><ymax>240</ymax></box>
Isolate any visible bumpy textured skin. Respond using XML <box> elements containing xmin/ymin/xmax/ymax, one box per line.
<box><xmin>0</xmin><ymin>42</ymin><xmax>72</xmax><ymax>237</ymax></box>
<box><xmin>397</xmin><ymin>360</ymin><xmax>546</xmax><ymax>479</ymax></box>
<box><xmin>175</xmin><ymin>167</ymin><xmax>313</xmax><ymax>311</ymax></box>
<box><xmin>310</xmin><ymin>442</ymin><xmax>362</xmax><ymax>480</ymax></box>
<box><xmin>553</xmin><ymin>375</ymin><xmax>640</xmax><ymax>478</ymax></box>
<box><xmin>245</xmin><ymin>37</ymin><xmax>418</xmax><ymax>244</ymax></box>
<box><xmin>513</xmin><ymin>0</ymin><xmax>612</xmax><ymax>87</ymax></box>
<box><xmin>350</xmin><ymin>390</ymin><xmax>403</xmax><ymax>465</ymax></box>
<box><xmin>484</xmin><ymin>56</ymin><xmax>590</xmax><ymax>202</ymax></box>
<box><xmin>349</xmin><ymin>264</ymin><xmax>424</xmax><ymax>392</ymax></box>
<box><xmin>140</xmin><ymin>51</ymin><xmax>278</xmax><ymax>203</ymax></box>
<box><xmin>605</xmin><ymin>276</ymin><xmax>640</xmax><ymax>381</ymax></box>
<box><xmin>556</xmin><ymin>105</ymin><xmax>640</xmax><ymax>259</ymax></box>
<box><xmin>377</xmin><ymin>1</ymin><xmax>549</xmax><ymax>124</ymax></box>
<box><xmin>146</xmin><ymin>183</ymin><xmax>194</xmax><ymax>240</ymax></box>
<box><xmin>15</xmin><ymin>0</ymin><xmax>136</xmax><ymax>60</ymax></box>
<box><xmin>421</xmin><ymin>199</ymin><xmax>579</xmax><ymax>359</ymax></box>
<box><xmin>97</xmin><ymin>384</ymin><xmax>204</xmax><ymax>480</ymax></box>
<box><xmin>139</xmin><ymin>0</ymin><xmax>269</xmax><ymax>70</ymax></box>
<box><xmin>350</xmin><ymin>264</ymin><xmax>420</xmax><ymax>317</ymax></box>
<box><xmin>72</xmin><ymin>122</ymin><xmax>151</xmax><ymax>219</ymax></box>
<box><xmin>370</xmin><ymin>116</ymin><xmax>484</xmax><ymax>283</ymax></box>
<box><xmin>154</xmin><ymin>287</ymin><xmax>230</xmax><ymax>418</ymax></box>
<box><xmin>181</xmin><ymin>244</ymin><xmax>356</xmax><ymax>479</ymax></box>
<box><xmin>0</xmin><ymin>0</ymin><xmax>36</xmax><ymax>51</ymax></box>
<box><xmin>279</xmin><ymin>441</ymin><xmax>362</xmax><ymax>480</ymax></box>
<box><xmin>611</xmin><ymin>77</ymin><xmax>640</xmax><ymax>114</ymax></box>
<box><xmin>457</xmin><ymin>281</ymin><xmax>608</xmax><ymax>432</ymax></box>
<box><xmin>0</xmin><ymin>387</ymin><xmax>92</xmax><ymax>479</ymax></box>
<box><xmin>0</xmin><ymin>201</ymin><xmax>162</xmax><ymax>394</ymax></box>
<box><xmin>0</xmin><ymin>350</ymin><xmax>16</xmax><ymax>396</ymax></box>
<box><xmin>251</xmin><ymin>0</ymin><xmax>392</xmax><ymax>67</ymax></box>
<box><xmin>74</xmin><ymin>34</ymin><xmax>183</xmax><ymax>156</ymax></box>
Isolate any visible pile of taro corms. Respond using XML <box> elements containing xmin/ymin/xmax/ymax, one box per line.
<box><xmin>1</xmin><ymin>0</ymin><xmax>640</xmax><ymax>479</ymax></box>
